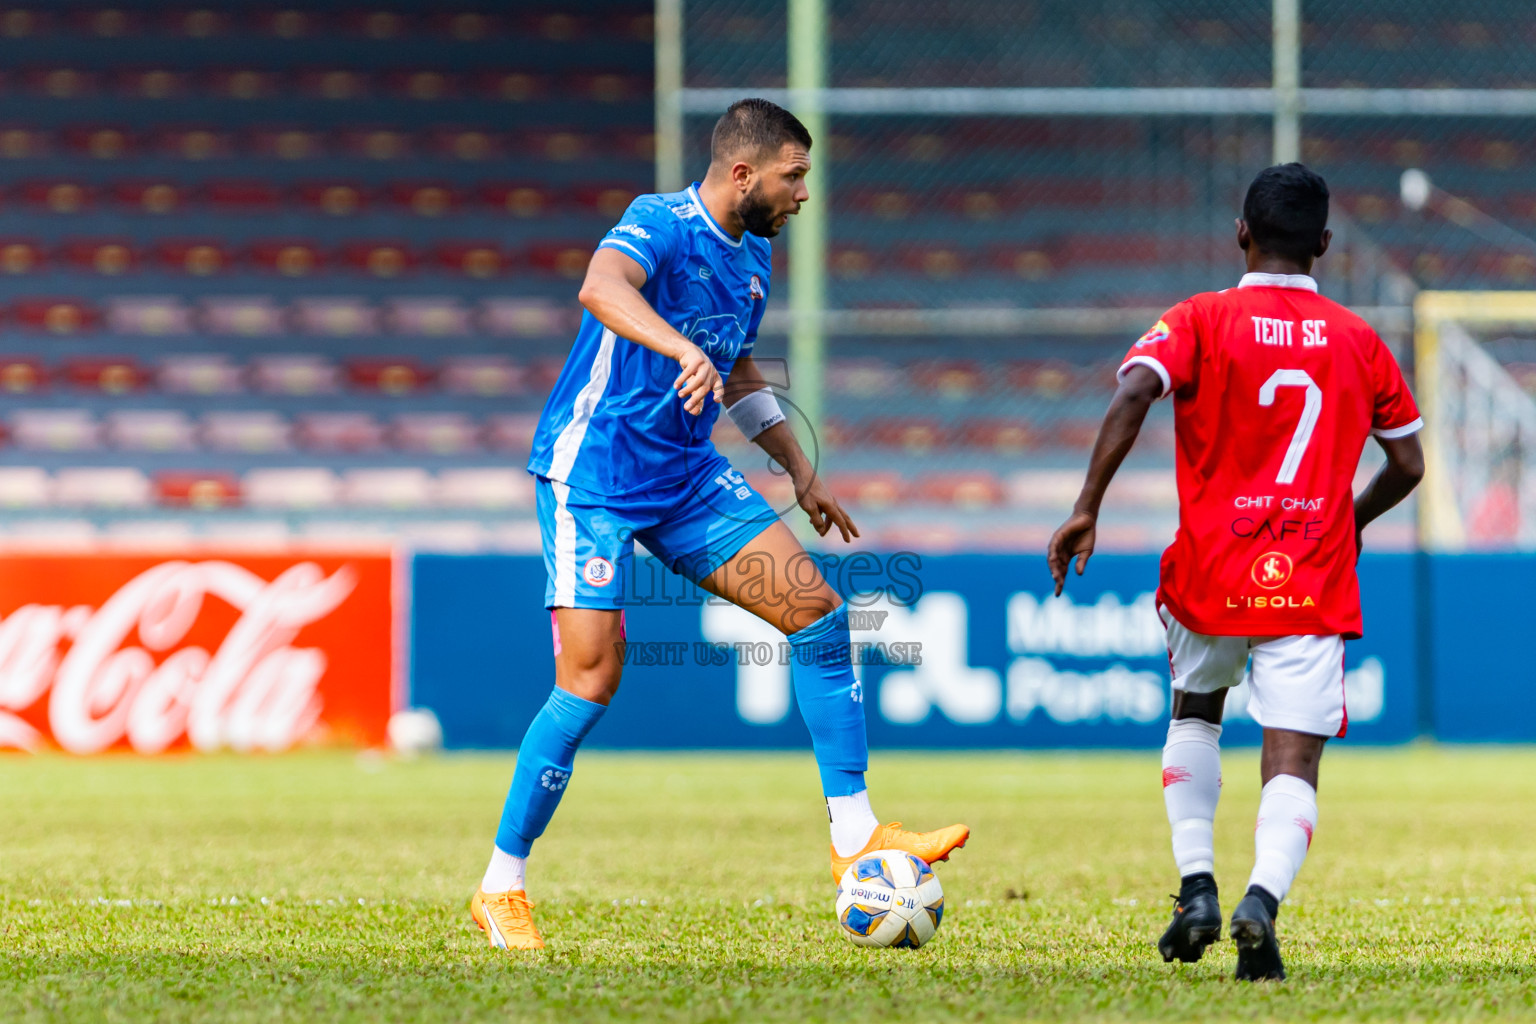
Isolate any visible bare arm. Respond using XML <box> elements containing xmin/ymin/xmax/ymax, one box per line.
<box><xmin>724</xmin><ymin>355</ymin><xmax>858</xmax><ymax>542</ymax></box>
<box><xmin>1353</xmin><ymin>433</ymin><xmax>1425</xmax><ymax>558</ymax></box>
<box><xmin>577</xmin><ymin>247</ymin><xmax>723</xmax><ymax>415</ymax></box>
<box><xmin>1047</xmin><ymin>364</ymin><xmax>1164</xmax><ymax>595</ymax></box>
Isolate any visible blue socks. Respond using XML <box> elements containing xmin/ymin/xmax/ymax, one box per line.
<box><xmin>494</xmin><ymin>686</ymin><xmax>607</xmax><ymax>857</ymax></box>
<box><xmin>787</xmin><ymin>604</ymin><xmax>869</xmax><ymax>797</ymax></box>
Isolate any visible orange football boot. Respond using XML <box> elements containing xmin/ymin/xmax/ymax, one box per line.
<box><xmin>469</xmin><ymin>888</ymin><xmax>545</xmax><ymax>950</ymax></box>
<box><xmin>830</xmin><ymin>821</ymin><xmax>971</xmax><ymax>883</ymax></box>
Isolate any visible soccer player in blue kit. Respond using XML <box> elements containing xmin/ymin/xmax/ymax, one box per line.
<box><xmin>469</xmin><ymin>99</ymin><xmax>970</xmax><ymax>950</ymax></box>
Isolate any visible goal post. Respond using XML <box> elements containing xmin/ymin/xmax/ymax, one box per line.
<box><xmin>1415</xmin><ymin>291</ymin><xmax>1536</xmax><ymax>551</ymax></box>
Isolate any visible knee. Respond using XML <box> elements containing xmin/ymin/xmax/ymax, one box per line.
<box><xmin>559</xmin><ymin>665</ymin><xmax>620</xmax><ymax>705</ymax></box>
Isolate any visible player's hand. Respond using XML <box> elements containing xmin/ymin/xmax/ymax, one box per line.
<box><xmin>1047</xmin><ymin>510</ymin><xmax>1097</xmax><ymax>596</ymax></box>
<box><xmin>673</xmin><ymin>343</ymin><xmax>725</xmax><ymax>415</ymax></box>
<box><xmin>796</xmin><ymin>474</ymin><xmax>859</xmax><ymax>542</ymax></box>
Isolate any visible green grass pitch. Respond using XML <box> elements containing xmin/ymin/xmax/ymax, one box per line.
<box><xmin>4</xmin><ymin>747</ymin><xmax>1536</xmax><ymax>1022</ymax></box>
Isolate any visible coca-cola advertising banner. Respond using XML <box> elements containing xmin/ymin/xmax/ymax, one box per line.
<box><xmin>0</xmin><ymin>552</ymin><xmax>395</xmax><ymax>754</ymax></box>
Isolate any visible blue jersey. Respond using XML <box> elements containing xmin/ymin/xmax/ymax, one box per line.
<box><xmin>527</xmin><ymin>183</ymin><xmax>773</xmax><ymax>496</ymax></box>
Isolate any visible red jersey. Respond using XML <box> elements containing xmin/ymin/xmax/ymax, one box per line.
<box><xmin>1120</xmin><ymin>273</ymin><xmax>1421</xmax><ymax>638</ymax></box>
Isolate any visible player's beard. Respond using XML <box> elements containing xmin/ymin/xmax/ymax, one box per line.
<box><xmin>737</xmin><ymin>183</ymin><xmax>784</xmax><ymax>238</ymax></box>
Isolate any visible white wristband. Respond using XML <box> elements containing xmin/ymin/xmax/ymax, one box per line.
<box><xmin>726</xmin><ymin>387</ymin><xmax>786</xmax><ymax>441</ymax></box>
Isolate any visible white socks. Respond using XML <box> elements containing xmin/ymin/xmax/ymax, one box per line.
<box><xmin>1248</xmin><ymin>774</ymin><xmax>1318</xmax><ymax>902</ymax></box>
<box><xmin>1162</xmin><ymin>718</ymin><xmax>1222</xmax><ymax>876</ymax></box>
<box><xmin>481</xmin><ymin>846</ymin><xmax>527</xmax><ymax>894</ymax></box>
<box><xmin>828</xmin><ymin>790</ymin><xmax>880</xmax><ymax>858</ymax></box>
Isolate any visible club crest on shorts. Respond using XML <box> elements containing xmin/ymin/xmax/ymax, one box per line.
<box><xmin>1250</xmin><ymin>551</ymin><xmax>1293</xmax><ymax>589</ymax></box>
<box><xmin>749</xmin><ymin>274</ymin><xmax>764</xmax><ymax>300</ymax></box>
<box><xmin>582</xmin><ymin>556</ymin><xmax>615</xmax><ymax>587</ymax></box>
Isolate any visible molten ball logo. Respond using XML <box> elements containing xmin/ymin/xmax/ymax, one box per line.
<box><xmin>1251</xmin><ymin>551</ymin><xmax>1293</xmax><ymax>590</ymax></box>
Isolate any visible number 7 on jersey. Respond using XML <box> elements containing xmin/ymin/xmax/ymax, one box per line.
<box><xmin>1259</xmin><ymin>369</ymin><xmax>1321</xmax><ymax>485</ymax></box>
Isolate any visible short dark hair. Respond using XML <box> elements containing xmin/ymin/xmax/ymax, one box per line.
<box><xmin>1243</xmin><ymin>163</ymin><xmax>1330</xmax><ymax>263</ymax></box>
<box><xmin>710</xmin><ymin>98</ymin><xmax>812</xmax><ymax>164</ymax></box>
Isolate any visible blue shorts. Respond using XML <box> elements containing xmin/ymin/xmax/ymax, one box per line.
<box><xmin>536</xmin><ymin>454</ymin><xmax>780</xmax><ymax>609</ymax></box>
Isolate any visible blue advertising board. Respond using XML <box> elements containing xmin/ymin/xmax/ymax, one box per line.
<box><xmin>409</xmin><ymin>552</ymin><xmax>1421</xmax><ymax>750</ymax></box>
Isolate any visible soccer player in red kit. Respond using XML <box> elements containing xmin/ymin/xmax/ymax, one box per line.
<box><xmin>1048</xmin><ymin>164</ymin><xmax>1425</xmax><ymax>981</ymax></box>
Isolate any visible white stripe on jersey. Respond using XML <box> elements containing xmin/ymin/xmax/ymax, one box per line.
<box><xmin>552</xmin><ymin>480</ymin><xmax>578</xmax><ymax>606</ymax></box>
<box><xmin>548</xmin><ymin>327</ymin><xmax>617</xmax><ymax>482</ymax></box>
<box><xmin>597</xmin><ymin>238</ymin><xmax>655</xmax><ymax>275</ymax></box>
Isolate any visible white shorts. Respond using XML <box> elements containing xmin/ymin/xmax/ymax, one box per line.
<box><xmin>1159</xmin><ymin>606</ymin><xmax>1347</xmax><ymax>738</ymax></box>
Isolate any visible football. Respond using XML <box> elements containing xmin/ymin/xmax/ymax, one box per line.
<box><xmin>834</xmin><ymin>849</ymin><xmax>945</xmax><ymax>948</ymax></box>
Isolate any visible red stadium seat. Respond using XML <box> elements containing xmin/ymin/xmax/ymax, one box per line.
<box><xmin>168</xmin><ymin>9</ymin><xmax>230</xmax><ymax>38</ymax></box>
<box><xmin>15</xmin><ymin>299</ymin><xmax>101</xmax><ymax>335</ymax></box>
<box><xmin>527</xmin><ymin>242</ymin><xmax>592</xmax><ymax>279</ymax></box>
<box><xmin>0</xmin><ymin>240</ymin><xmax>45</xmax><ymax>274</ymax></box>
<box><xmin>249</xmin><ymin>239</ymin><xmax>325</xmax><ymax>276</ymax></box>
<box><xmin>299</xmin><ymin>69</ymin><xmax>372</xmax><ymax>100</ymax></box>
<box><xmin>1051</xmin><ymin>419</ymin><xmax>1103</xmax><ymax>452</ymax></box>
<box><xmin>989</xmin><ymin>245</ymin><xmax>1055</xmax><ymax>280</ymax></box>
<box><xmin>342</xmin><ymin>10</ymin><xmax>414</xmax><ymax>39</ymax></box>
<box><xmin>113</xmin><ymin>180</ymin><xmax>186</xmax><ymax>214</ymax></box>
<box><xmin>249</xmin><ymin>128</ymin><xmax>326</xmax><ymax>160</ymax></box>
<box><xmin>154</xmin><ymin>127</ymin><xmax>233</xmax><ymax>160</ymax></box>
<box><xmin>256</xmin><ymin>9</ymin><xmax>322</xmax><ymax>38</ymax></box>
<box><xmin>155</xmin><ymin>472</ymin><xmax>242</xmax><ymax>509</ymax></box>
<box><xmin>347</xmin><ymin>358</ymin><xmax>434</xmax><ymax>395</ymax></box>
<box><xmin>387</xmin><ymin>182</ymin><xmax>460</xmax><ymax>217</ymax></box>
<box><xmin>476</xmin><ymin>71</ymin><xmax>544</xmax><ymax>102</ymax></box>
<box><xmin>482</xmin><ymin>183</ymin><xmax>557</xmax><ymax>217</ymax></box>
<box><xmin>431</xmin><ymin>11</ymin><xmax>499</xmax><ymax>42</ymax></box>
<box><xmin>0</xmin><ymin>10</ymin><xmax>50</xmax><ymax>37</ymax></box>
<box><xmin>209</xmin><ymin>69</ymin><xmax>281</xmax><ymax>100</ymax></box>
<box><xmin>829</xmin><ymin>246</ymin><xmax>877</xmax><ymax>279</ymax></box>
<box><xmin>568</xmin><ymin>73</ymin><xmax>645</xmax><ymax>103</ymax></box>
<box><xmin>0</xmin><ymin>127</ymin><xmax>48</xmax><ymax>158</ymax></box>
<box><xmin>571</xmin><ymin>183</ymin><xmax>639</xmax><ymax>219</ymax></box>
<box><xmin>525</xmin><ymin>130</ymin><xmax>590</xmax><ymax>162</ymax></box>
<box><xmin>388</xmin><ymin>70</ymin><xmax>458</xmax><ymax>101</ymax></box>
<box><xmin>914</xmin><ymin>472</ymin><xmax>1006</xmax><ymax>508</ymax></box>
<box><xmin>864</xmin><ymin>417</ymin><xmax>949</xmax><ymax>453</ymax></box>
<box><xmin>436</xmin><ymin>241</ymin><xmax>510</xmax><ymax>278</ymax></box>
<box><xmin>62</xmin><ymin>126</ymin><xmax>134</xmax><ymax>159</ymax></box>
<box><xmin>341</xmin><ymin>241</ymin><xmax>417</xmax><ymax>278</ymax></box>
<box><xmin>910</xmin><ymin>360</ymin><xmax>987</xmax><ymax>397</ymax></box>
<box><xmin>1004</xmin><ymin>359</ymin><xmax>1085</xmax><ymax>396</ymax></box>
<box><xmin>0</xmin><ymin>357</ymin><xmax>46</xmax><ymax>393</ymax></box>
<box><xmin>428</xmin><ymin>127</ymin><xmax>500</xmax><ymax>161</ymax></box>
<box><xmin>341</xmin><ymin>128</ymin><xmax>411</xmax><ymax>160</ymax></box>
<box><xmin>827</xmin><ymin>472</ymin><xmax>907</xmax><ymax>509</ymax></box>
<box><xmin>298</xmin><ymin>181</ymin><xmax>368</xmax><ymax>216</ymax></box>
<box><xmin>897</xmin><ymin>245</ymin><xmax>968</xmax><ymax>279</ymax></box>
<box><xmin>523</xmin><ymin>11</ymin><xmax>589</xmax><ymax>41</ymax></box>
<box><xmin>156</xmin><ymin>239</ymin><xmax>230</xmax><ymax>275</ymax></box>
<box><xmin>208</xmin><ymin>180</ymin><xmax>282</xmax><ymax>210</ymax></box>
<box><xmin>955</xmin><ymin>418</ymin><xmax>1037</xmax><ymax>454</ymax></box>
<box><xmin>73</xmin><ymin>8</ymin><xmax>141</xmax><ymax>37</ymax></box>
<box><xmin>25</xmin><ymin>68</ymin><xmax>97</xmax><ymax>98</ymax></box>
<box><xmin>62</xmin><ymin>356</ymin><xmax>143</xmax><ymax>392</ymax></box>
<box><xmin>61</xmin><ymin>239</ymin><xmax>138</xmax><ymax>275</ymax></box>
<box><xmin>20</xmin><ymin>181</ymin><xmax>94</xmax><ymax>213</ymax></box>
